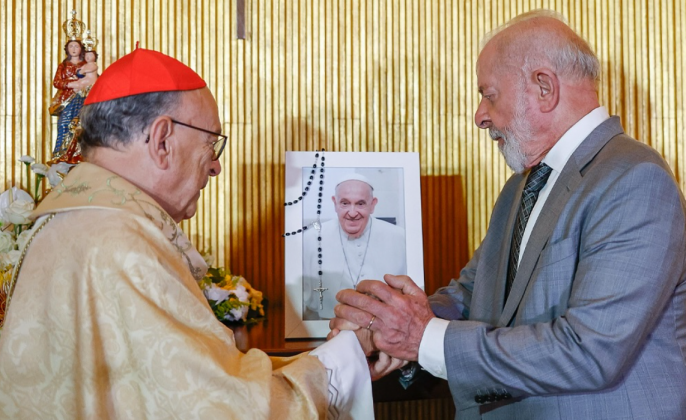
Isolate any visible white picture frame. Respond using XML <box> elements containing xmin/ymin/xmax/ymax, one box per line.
<box><xmin>284</xmin><ymin>151</ymin><xmax>424</xmax><ymax>338</ymax></box>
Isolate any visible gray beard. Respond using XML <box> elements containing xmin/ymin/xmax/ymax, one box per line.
<box><xmin>488</xmin><ymin>103</ymin><xmax>533</xmax><ymax>174</ymax></box>
<box><xmin>493</xmin><ymin>129</ymin><xmax>527</xmax><ymax>173</ymax></box>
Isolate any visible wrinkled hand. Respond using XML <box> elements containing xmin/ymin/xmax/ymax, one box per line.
<box><xmin>329</xmin><ymin>321</ymin><xmax>406</xmax><ymax>380</ymax></box>
<box><xmin>335</xmin><ymin>274</ymin><xmax>434</xmax><ymax>361</ymax></box>
<box><xmin>353</xmin><ymin>326</ymin><xmax>377</xmax><ymax>357</ymax></box>
<box><xmin>368</xmin><ymin>352</ymin><xmax>408</xmax><ymax>381</ymax></box>
<box><xmin>327</xmin><ymin>316</ymin><xmax>360</xmax><ymax>341</ymax></box>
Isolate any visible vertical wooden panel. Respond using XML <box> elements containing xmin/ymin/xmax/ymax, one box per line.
<box><xmin>2</xmin><ymin>0</ymin><xmax>686</xmax><ymax>312</ymax></box>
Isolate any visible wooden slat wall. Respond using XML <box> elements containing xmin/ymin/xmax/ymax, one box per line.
<box><xmin>2</xmin><ymin>0</ymin><xmax>686</xmax><ymax>326</ymax></box>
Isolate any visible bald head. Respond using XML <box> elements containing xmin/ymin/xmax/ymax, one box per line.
<box><xmin>479</xmin><ymin>10</ymin><xmax>600</xmax><ymax>89</ymax></box>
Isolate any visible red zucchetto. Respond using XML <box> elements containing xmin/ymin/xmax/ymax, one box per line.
<box><xmin>84</xmin><ymin>47</ymin><xmax>206</xmax><ymax>105</ymax></box>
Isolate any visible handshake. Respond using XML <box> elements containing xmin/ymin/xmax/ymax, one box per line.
<box><xmin>328</xmin><ymin>274</ymin><xmax>436</xmax><ymax>381</ymax></box>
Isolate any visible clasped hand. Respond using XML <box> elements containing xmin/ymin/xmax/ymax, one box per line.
<box><xmin>328</xmin><ymin>274</ymin><xmax>435</xmax><ymax>380</ymax></box>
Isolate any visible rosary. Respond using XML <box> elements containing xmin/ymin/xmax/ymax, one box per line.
<box><xmin>283</xmin><ymin>150</ymin><xmax>327</xmax><ymax>310</ymax></box>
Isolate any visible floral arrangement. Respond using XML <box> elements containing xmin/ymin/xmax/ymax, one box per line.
<box><xmin>0</xmin><ymin>156</ymin><xmax>73</xmax><ymax>327</ymax></box>
<box><xmin>197</xmin><ymin>255</ymin><xmax>266</xmax><ymax>323</ymax></box>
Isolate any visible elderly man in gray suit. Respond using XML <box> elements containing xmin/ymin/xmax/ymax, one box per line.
<box><xmin>331</xmin><ymin>9</ymin><xmax>686</xmax><ymax>419</ymax></box>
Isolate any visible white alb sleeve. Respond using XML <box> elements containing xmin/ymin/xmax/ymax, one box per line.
<box><xmin>310</xmin><ymin>330</ymin><xmax>374</xmax><ymax>420</ymax></box>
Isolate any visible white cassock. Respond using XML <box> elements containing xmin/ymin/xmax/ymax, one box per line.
<box><xmin>0</xmin><ymin>162</ymin><xmax>373</xmax><ymax>420</ymax></box>
<box><xmin>303</xmin><ymin>217</ymin><xmax>406</xmax><ymax>319</ymax></box>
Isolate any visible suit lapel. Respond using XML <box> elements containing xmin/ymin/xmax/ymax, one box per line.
<box><xmin>493</xmin><ymin>182</ymin><xmax>525</xmax><ymax>316</ymax></box>
<box><xmin>497</xmin><ymin>117</ymin><xmax>625</xmax><ymax>326</ymax></box>
<box><xmin>498</xmin><ymin>164</ymin><xmax>582</xmax><ymax>325</ymax></box>
<box><xmin>462</xmin><ymin>172</ymin><xmax>525</xmax><ymax>323</ymax></box>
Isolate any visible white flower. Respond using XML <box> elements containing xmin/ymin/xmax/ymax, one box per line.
<box><xmin>203</xmin><ymin>284</ymin><xmax>230</xmax><ymax>303</ymax></box>
<box><xmin>16</xmin><ymin>229</ymin><xmax>33</xmax><ymax>251</ymax></box>
<box><xmin>31</xmin><ymin>163</ymin><xmax>49</xmax><ymax>176</ymax></box>
<box><xmin>223</xmin><ymin>284</ymin><xmax>251</xmax><ymax>321</ymax></box>
<box><xmin>0</xmin><ymin>231</ymin><xmax>15</xmax><ymax>253</ymax></box>
<box><xmin>45</xmin><ymin>162</ymin><xmax>74</xmax><ymax>187</ymax></box>
<box><xmin>0</xmin><ymin>249</ymin><xmax>21</xmax><ymax>267</ymax></box>
<box><xmin>226</xmin><ymin>306</ymin><xmax>249</xmax><ymax>322</ymax></box>
<box><xmin>230</xmin><ymin>284</ymin><xmax>250</xmax><ymax>303</ymax></box>
<box><xmin>0</xmin><ymin>187</ymin><xmax>35</xmax><ymax>226</ymax></box>
<box><xmin>19</xmin><ymin>155</ymin><xmax>35</xmax><ymax>164</ymax></box>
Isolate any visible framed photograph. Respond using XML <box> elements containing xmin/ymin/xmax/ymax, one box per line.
<box><xmin>284</xmin><ymin>152</ymin><xmax>424</xmax><ymax>338</ymax></box>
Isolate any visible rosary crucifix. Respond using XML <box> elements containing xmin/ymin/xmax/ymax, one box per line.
<box><xmin>313</xmin><ymin>284</ymin><xmax>328</xmax><ymax>310</ymax></box>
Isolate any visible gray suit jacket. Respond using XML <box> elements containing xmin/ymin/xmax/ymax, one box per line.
<box><xmin>429</xmin><ymin>117</ymin><xmax>686</xmax><ymax>419</ymax></box>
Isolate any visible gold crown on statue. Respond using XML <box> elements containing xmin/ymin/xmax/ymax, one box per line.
<box><xmin>82</xmin><ymin>30</ymin><xmax>98</xmax><ymax>52</ymax></box>
<box><xmin>62</xmin><ymin>10</ymin><xmax>86</xmax><ymax>41</ymax></box>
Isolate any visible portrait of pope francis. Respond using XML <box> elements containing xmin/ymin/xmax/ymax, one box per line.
<box><xmin>302</xmin><ymin>171</ymin><xmax>407</xmax><ymax>320</ymax></box>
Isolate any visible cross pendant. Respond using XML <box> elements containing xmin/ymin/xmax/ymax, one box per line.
<box><xmin>313</xmin><ymin>286</ymin><xmax>328</xmax><ymax>310</ymax></box>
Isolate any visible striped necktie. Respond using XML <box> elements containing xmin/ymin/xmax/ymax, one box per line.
<box><xmin>505</xmin><ymin>162</ymin><xmax>553</xmax><ymax>300</ymax></box>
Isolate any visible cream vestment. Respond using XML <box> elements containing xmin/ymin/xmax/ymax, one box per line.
<box><xmin>0</xmin><ymin>162</ymin><xmax>372</xmax><ymax>419</ymax></box>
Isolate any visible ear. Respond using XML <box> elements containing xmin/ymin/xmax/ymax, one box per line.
<box><xmin>369</xmin><ymin>197</ymin><xmax>378</xmax><ymax>214</ymax></box>
<box><xmin>146</xmin><ymin>116</ymin><xmax>175</xmax><ymax>170</ymax></box>
<box><xmin>533</xmin><ymin>68</ymin><xmax>559</xmax><ymax>113</ymax></box>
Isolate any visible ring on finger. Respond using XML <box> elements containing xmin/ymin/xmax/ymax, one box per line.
<box><xmin>366</xmin><ymin>315</ymin><xmax>376</xmax><ymax>330</ymax></box>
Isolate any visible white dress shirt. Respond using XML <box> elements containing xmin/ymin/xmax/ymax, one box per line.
<box><xmin>418</xmin><ymin>107</ymin><xmax>611</xmax><ymax>379</ymax></box>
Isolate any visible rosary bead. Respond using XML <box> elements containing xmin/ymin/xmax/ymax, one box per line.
<box><xmin>283</xmin><ymin>150</ymin><xmax>326</xmax><ymax>235</ymax></box>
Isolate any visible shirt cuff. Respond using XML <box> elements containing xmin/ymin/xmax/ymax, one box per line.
<box><xmin>418</xmin><ymin>318</ymin><xmax>449</xmax><ymax>380</ymax></box>
<box><xmin>310</xmin><ymin>330</ymin><xmax>374</xmax><ymax>420</ymax></box>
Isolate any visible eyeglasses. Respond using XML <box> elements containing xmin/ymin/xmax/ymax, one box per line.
<box><xmin>171</xmin><ymin>119</ymin><xmax>227</xmax><ymax>161</ymax></box>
